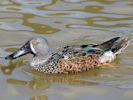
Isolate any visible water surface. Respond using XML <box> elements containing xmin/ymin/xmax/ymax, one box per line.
<box><xmin>0</xmin><ymin>0</ymin><xmax>133</xmax><ymax>100</ymax></box>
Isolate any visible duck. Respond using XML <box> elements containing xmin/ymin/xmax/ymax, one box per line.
<box><xmin>5</xmin><ymin>37</ymin><xmax>129</xmax><ymax>74</ymax></box>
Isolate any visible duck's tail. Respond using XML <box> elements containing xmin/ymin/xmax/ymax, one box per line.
<box><xmin>96</xmin><ymin>37</ymin><xmax>129</xmax><ymax>55</ymax></box>
<box><xmin>95</xmin><ymin>37</ymin><xmax>129</xmax><ymax>63</ymax></box>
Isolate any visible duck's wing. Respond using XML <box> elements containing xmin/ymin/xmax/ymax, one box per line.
<box><xmin>57</xmin><ymin>45</ymin><xmax>103</xmax><ymax>59</ymax></box>
<box><xmin>94</xmin><ymin>37</ymin><xmax>120</xmax><ymax>51</ymax></box>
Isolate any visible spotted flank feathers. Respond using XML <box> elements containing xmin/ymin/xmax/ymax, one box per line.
<box><xmin>5</xmin><ymin>36</ymin><xmax>129</xmax><ymax>74</ymax></box>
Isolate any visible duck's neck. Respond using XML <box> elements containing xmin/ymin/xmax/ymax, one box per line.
<box><xmin>36</xmin><ymin>50</ymin><xmax>52</xmax><ymax>58</ymax></box>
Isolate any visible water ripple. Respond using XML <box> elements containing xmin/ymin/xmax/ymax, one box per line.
<box><xmin>0</xmin><ymin>0</ymin><xmax>133</xmax><ymax>100</ymax></box>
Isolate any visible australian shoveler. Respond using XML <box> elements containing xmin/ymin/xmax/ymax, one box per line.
<box><xmin>5</xmin><ymin>37</ymin><xmax>129</xmax><ymax>74</ymax></box>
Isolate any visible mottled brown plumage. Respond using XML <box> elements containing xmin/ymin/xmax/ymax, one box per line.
<box><xmin>57</xmin><ymin>55</ymin><xmax>100</xmax><ymax>74</ymax></box>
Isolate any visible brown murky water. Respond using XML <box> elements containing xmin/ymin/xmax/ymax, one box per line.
<box><xmin>0</xmin><ymin>0</ymin><xmax>133</xmax><ymax>100</ymax></box>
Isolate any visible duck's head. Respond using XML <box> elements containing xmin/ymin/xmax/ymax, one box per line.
<box><xmin>5</xmin><ymin>37</ymin><xmax>52</xmax><ymax>60</ymax></box>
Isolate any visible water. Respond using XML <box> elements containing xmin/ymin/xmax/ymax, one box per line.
<box><xmin>0</xmin><ymin>0</ymin><xmax>133</xmax><ymax>100</ymax></box>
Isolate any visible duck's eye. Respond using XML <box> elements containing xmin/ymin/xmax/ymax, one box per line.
<box><xmin>32</xmin><ymin>41</ymin><xmax>39</xmax><ymax>45</ymax></box>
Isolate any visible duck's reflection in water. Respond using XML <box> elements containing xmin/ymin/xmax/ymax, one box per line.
<box><xmin>1</xmin><ymin>60</ymin><xmax>23</xmax><ymax>75</ymax></box>
<box><xmin>1</xmin><ymin>59</ymin><xmax>100</xmax><ymax>90</ymax></box>
<box><xmin>30</xmin><ymin>95</ymin><xmax>48</xmax><ymax>100</ymax></box>
<box><xmin>6</xmin><ymin>70</ymin><xmax>100</xmax><ymax>90</ymax></box>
